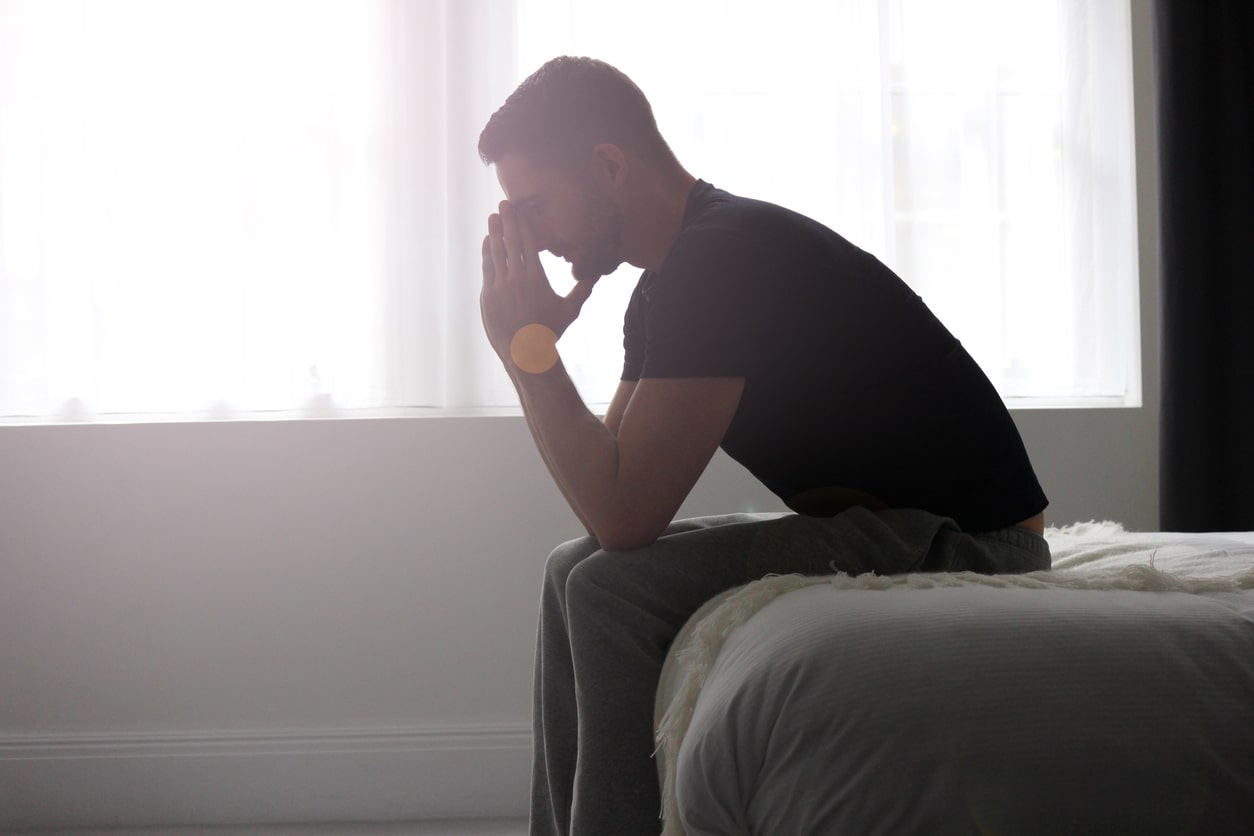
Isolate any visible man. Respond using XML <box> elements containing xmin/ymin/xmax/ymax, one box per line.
<box><xmin>478</xmin><ymin>56</ymin><xmax>1049</xmax><ymax>835</ymax></box>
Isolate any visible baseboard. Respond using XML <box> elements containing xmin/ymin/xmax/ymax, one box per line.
<box><xmin>0</xmin><ymin>723</ymin><xmax>531</xmax><ymax>830</ymax></box>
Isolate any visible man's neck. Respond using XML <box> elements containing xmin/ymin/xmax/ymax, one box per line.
<box><xmin>623</xmin><ymin>166</ymin><xmax>698</xmax><ymax>273</ymax></box>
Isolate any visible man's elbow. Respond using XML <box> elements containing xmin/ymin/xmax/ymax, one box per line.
<box><xmin>594</xmin><ymin>515</ymin><xmax>668</xmax><ymax>552</ymax></box>
<box><xmin>596</xmin><ymin>533</ymin><xmax>658</xmax><ymax>552</ymax></box>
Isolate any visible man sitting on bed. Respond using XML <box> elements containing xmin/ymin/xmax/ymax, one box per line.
<box><xmin>477</xmin><ymin>56</ymin><xmax>1050</xmax><ymax>836</ymax></box>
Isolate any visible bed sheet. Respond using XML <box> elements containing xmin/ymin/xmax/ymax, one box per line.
<box><xmin>655</xmin><ymin>523</ymin><xmax>1254</xmax><ymax>835</ymax></box>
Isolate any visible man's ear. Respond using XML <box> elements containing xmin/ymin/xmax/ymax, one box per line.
<box><xmin>590</xmin><ymin>143</ymin><xmax>629</xmax><ymax>187</ymax></box>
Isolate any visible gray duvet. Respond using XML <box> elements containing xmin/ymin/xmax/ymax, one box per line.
<box><xmin>655</xmin><ymin>524</ymin><xmax>1254</xmax><ymax>835</ymax></box>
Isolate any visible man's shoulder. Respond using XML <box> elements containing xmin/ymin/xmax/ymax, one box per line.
<box><xmin>681</xmin><ymin>183</ymin><xmax>867</xmax><ymax>263</ymax></box>
<box><xmin>661</xmin><ymin>185</ymin><xmax>798</xmax><ymax>281</ymax></box>
<box><xmin>663</xmin><ymin>185</ymin><xmax>877</xmax><ymax>297</ymax></box>
<box><xmin>682</xmin><ymin>182</ymin><xmax>800</xmax><ymax>236</ymax></box>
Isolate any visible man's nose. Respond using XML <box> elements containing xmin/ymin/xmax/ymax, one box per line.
<box><xmin>530</xmin><ymin>225</ymin><xmax>554</xmax><ymax>255</ymax></box>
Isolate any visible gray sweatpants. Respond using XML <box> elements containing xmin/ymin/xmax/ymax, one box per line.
<box><xmin>529</xmin><ymin>507</ymin><xmax>1050</xmax><ymax>836</ymax></box>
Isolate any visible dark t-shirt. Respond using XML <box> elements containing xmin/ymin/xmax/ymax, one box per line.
<box><xmin>621</xmin><ymin>181</ymin><xmax>1048</xmax><ymax>533</ymax></box>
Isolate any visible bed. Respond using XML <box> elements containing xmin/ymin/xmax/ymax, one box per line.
<box><xmin>654</xmin><ymin>522</ymin><xmax>1254</xmax><ymax>835</ymax></box>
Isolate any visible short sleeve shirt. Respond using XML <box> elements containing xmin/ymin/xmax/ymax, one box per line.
<box><xmin>621</xmin><ymin>181</ymin><xmax>1047</xmax><ymax>532</ymax></box>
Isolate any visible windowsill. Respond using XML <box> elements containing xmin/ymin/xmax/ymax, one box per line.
<box><xmin>0</xmin><ymin>394</ymin><xmax>1143</xmax><ymax>428</ymax></box>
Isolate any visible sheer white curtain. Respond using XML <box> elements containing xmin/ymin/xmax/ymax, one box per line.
<box><xmin>0</xmin><ymin>0</ymin><xmax>1137</xmax><ymax>423</ymax></box>
<box><xmin>0</xmin><ymin>0</ymin><xmax>514</xmax><ymax>421</ymax></box>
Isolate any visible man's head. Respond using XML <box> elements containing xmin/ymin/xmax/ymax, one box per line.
<box><xmin>478</xmin><ymin>56</ymin><xmax>677</xmax><ymax>173</ymax></box>
<box><xmin>479</xmin><ymin>57</ymin><xmax>687</xmax><ymax>282</ymax></box>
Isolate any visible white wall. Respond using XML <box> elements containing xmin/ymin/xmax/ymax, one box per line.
<box><xmin>0</xmin><ymin>419</ymin><xmax>791</xmax><ymax>828</ymax></box>
<box><xmin>0</xmin><ymin>2</ymin><xmax>1160</xmax><ymax>828</ymax></box>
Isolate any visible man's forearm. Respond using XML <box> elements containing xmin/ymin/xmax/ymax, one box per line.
<box><xmin>513</xmin><ymin>365</ymin><xmax>597</xmax><ymax>537</ymax></box>
<box><xmin>477</xmin><ymin>201</ymin><xmax>732</xmax><ymax>550</ymax></box>
<box><xmin>509</xmin><ymin>360</ymin><xmax>629</xmax><ymax>549</ymax></box>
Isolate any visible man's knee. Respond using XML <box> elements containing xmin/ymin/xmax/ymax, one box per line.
<box><xmin>563</xmin><ymin>549</ymin><xmax>647</xmax><ymax>620</ymax></box>
<box><xmin>563</xmin><ymin>549</ymin><xmax>614</xmax><ymax>598</ymax></box>
<box><xmin>544</xmin><ymin>534</ymin><xmax>601</xmax><ymax>587</ymax></box>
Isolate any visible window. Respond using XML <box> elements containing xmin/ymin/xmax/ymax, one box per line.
<box><xmin>0</xmin><ymin>0</ymin><xmax>1138</xmax><ymax>423</ymax></box>
<box><xmin>520</xmin><ymin>0</ymin><xmax>1140</xmax><ymax>408</ymax></box>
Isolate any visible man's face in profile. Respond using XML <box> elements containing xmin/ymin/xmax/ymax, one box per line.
<box><xmin>495</xmin><ymin>152</ymin><xmax>624</xmax><ymax>282</ymax></box>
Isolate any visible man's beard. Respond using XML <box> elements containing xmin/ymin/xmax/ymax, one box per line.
<box><xmin>569</xmin><ymin>189</ymin><xmax>624</xmax><ymax>282</ymax></box>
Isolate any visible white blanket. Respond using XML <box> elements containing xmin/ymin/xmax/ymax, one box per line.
<box><xmin>655</xmin><ymin>523</ymin><xmax>1254</xmax><ymax>835</ymax></box>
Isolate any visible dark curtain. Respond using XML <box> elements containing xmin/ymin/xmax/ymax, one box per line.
<box><xmin>1155</xmin><ymin>0</ymin><xmax>1254</xmax><ymax>531</ymax></box>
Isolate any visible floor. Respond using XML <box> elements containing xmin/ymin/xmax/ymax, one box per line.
<box><xmin>1</xmin><ymin>820</ymin><xmax>528</xmax><ymax>836</ymax></box>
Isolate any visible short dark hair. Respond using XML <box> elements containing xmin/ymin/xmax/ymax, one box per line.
<box><xmin>478</xmin><ymin>56</ymin><xmax>677</xmax><ymax>170</ymax></box>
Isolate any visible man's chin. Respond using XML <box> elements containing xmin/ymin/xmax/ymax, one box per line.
<box><xmin>571</xmin><ymin>263</ymin><xmax>611</xmax><ymax>283</ymax></box>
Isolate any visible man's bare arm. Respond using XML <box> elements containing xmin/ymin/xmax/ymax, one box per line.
<box><xmin>480</xmin><ymin>202</ymin><xmax>742</xmax><ymax>548</ymax></box>
<box><xmin>603</xmin><ymin>379</ymin><xmax>636</xmax><ymax>437</ymax></box>
<box><xmin>508</xmin><ymin>366</ymin><xmax>742</xmax><ymax>550</ymax></box>
<box><xmin>511</xmin><ymin>379</ymin><xmax>635</xmax><ymax>537</ymax></box>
